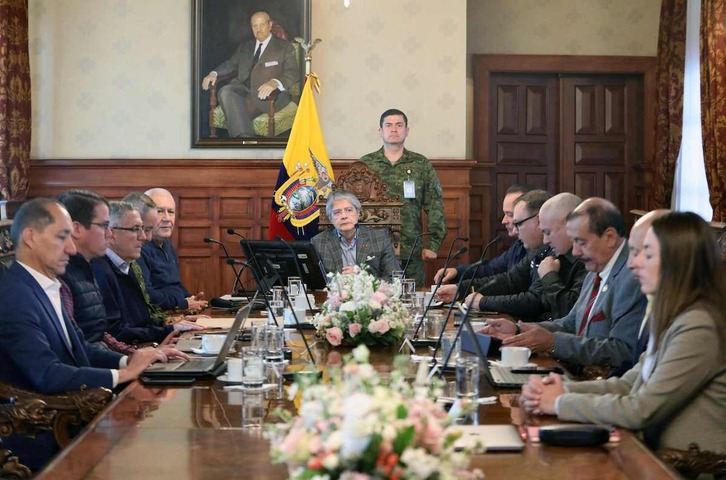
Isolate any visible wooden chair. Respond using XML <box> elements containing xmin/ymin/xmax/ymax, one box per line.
<box><xmin>208</xmin><ymin>22</ymin><xmax>301</xmax><ymax>138</ymax></box>
<box><xmin>658</xmin><ymin>444</ymin><xmax>726</xmax><ymax>479</ymax></box>
<box><xmin>318</xmin><ymin>161</ymin><xmax>403</xmax><ymax>256</ymax></box>
<box><xmin>0</xmin><ymin>382</ymin><xmax>113</xmax><ymax>449</ymax></box>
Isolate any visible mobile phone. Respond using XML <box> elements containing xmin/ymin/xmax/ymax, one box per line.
<box><xmin>139</xmin><ymin>376</ymin><xmax>196</xmax><ymax>386</ymax></box>
<box><xmin>510</xmin><ymin>366</ymin><xmax>564</xmax><ymax>375</ymax></box>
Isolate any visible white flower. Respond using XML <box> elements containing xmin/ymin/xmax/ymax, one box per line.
<box><xmin>340</xmin><ymin>393</ymin><xmax>373</xmax><ymax>459</ymax></box>
<box><xmin>365</xmin><ymin>255</ymin><xmax>375</xmax><ymax>261</ymax></box>
<box><xmin>401</xmin><ymin>448</ymin><xmax>440</xmax><ymax>479</ymax></box>
<box><xmin>352</xmin><ymin>345</ymin><xmax>369</xmax><ymax>363</ymax></box>
<box><xmin>339</xmin><ymin>300</ymin><xmax>357</xmax><ymax>312</ymax></box>
<box><xmin>321</xmin><ymin>453</ymin><xmax>339</xmax><ymax>470</ymax></box>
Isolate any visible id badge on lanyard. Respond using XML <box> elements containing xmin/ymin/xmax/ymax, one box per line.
<box><xmin>403</xmin><ymin>169</ymin><xmax>415</xmax><ymax>199</ymax></box>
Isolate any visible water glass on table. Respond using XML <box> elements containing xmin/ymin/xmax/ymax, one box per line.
<box><xmin>287</xmin><ymin>276</ymin><xmax>303</xmax><ymax>296</ymax></box>
<box><xmin>455</xmin><ymin>357</ymin><xmax>480</xmax><ymax>399</ymax></box>
<box><xmin>241</xmin><ymin>346</ymin><xmax>265</xmax><ymax>388</ymax></box>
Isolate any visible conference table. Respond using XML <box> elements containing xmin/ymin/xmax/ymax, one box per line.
<box><xmin>35</xmin><ymin>317</ymin><xmax>678</xmax><ymax>479</ymax></box>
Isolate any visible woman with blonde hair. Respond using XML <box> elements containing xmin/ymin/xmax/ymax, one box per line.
<box><xmin>521</xmin><ymin>211</ymin><xmax>726</xmax><ymax>453</ymax></box>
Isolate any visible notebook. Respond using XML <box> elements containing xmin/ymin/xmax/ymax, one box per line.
<box><xmin>448</xmin><ymin>425</ymin><xmax>525</xmax><ymax>452</ymax></box>
<box><xmin>143</xmin><ymin>294</ymin><xmax>256</xmax><ymax>378</ymax></box>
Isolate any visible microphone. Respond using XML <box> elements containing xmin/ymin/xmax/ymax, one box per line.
<box><xmin>228</xmin><ymin>228</ymin><xmax>273</xmax><ymax>294</ymax></box>
<box><xmin>255</xmin><ymin>255</ymin><xmax>318</xmax><ymax>367</ymax></box>
<box><xmin>274</xmin><ymin>235</ymin><xmax>314</xmax><ymax>311</ymax></box>
<box><xmin>204</xmin><ymin>237</ymin><xmax>249</xmax><ymax>300</ymax></box>
<box><xmin>401</xmin><ymin>231</ymin><xmax>433</xmax><ymax>279</ymax></box>
<box><xmin>428</xmin><ymin>236</ymin><xmax>501</xmax><ymax>368</ymax></box>
<box><xmin>452</xmin><ymin>246</ymin><xmax>468</xmax><ymax>260</ymax></box>
<box><xmin>413</xmin><ymin>237</ymin><xmax>468</xmax><ymax>340</ymax></box>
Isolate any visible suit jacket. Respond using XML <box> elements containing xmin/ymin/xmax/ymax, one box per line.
<box><xmin>0</xmin><ymin>263</ymin><xmax>121</xmax><ymax>394</ymax></box>
<box><xmin>311</xmin><ymin>225</ymin><xmax>401</xmax><ymax>280</ymax></box>
<box><xmin>559</xmin><ymin>307</ymin><xmax>726</xmax><ymax>453</ymax></box>
<box><xmin>539</xmin><ymin>243</ymin><xmax>646</xmax><ymax>367</ymax></box>
<box><xmin>216</xmin><ymin>35</ymin><xmax>298</xmax><ymax>93</ymax></box>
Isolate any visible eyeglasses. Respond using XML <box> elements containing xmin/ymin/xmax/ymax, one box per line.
<box><xmin>90</xmin><ymin>221</ymin><xmax>111</xmax><ymax>231</ymax></box>
<box><xmin>512</xmin><ymin>213</ymin><xmax>538</xmax><ymax>229</ymax></box>
<box><xmin>331</xmin><ymin>207</ymin><xmax>357</xmax><ymax>218</ymax></box>
<box><xmin>112</xmin><ymin>225</ymin><xmax>146</xmax><ymax>234</ymax></box>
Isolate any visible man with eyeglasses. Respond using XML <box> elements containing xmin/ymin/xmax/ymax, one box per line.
<box><xmin>434</xmin><ymin>184</ymin><xmax>534</xmax><ymax>285</ymax></box>
<box><xmin>312</xmin><ymin>190</ymin><xmax>400</xmax><ymax>279</ymax></box>
<box><xmin>138</xmin><ymin>188</ymin><xmax>208</xmax><ymax>312</ymax></box>
<box><xmin>58</xmin><ymin>190</ymin><xmax>115</xmax><ymax>342</ymax></box>
<box><xmin>92</xmin><ymin>202</ymin><xmax>204</xmax><ymax>344</ymax></box>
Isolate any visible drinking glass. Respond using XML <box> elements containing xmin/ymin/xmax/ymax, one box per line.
<box><xmin>242</xmin><ymin>392</ymin><xmax>265</xmax><ymax>428</ymax></box>
<box><xmin>241</xmin><ymin>347</ymin><xmax>265</xmax><ymax>388</ymax></box>
<box><xmin>287</xmin><ymin>277</ymin><xmax>303</xmax><ymax>296</ymax></box>
<box><xmin>455</xmin><ymin>357</ymin><xmax>480</xmax><ymax>399</ymax></box>
<box><xmin>271</xmin><ymin>286</ymin><xmax>285</xmax><ymax>304</ymax></box>
<box><xmin>401</xmin><ymin>279</ymin><xmax>416</xmax><ymax>306</ymax></box>
<box><xmin>264</xmin><ymin>325</ymin><xmax>285</xmax><ymax>363</ymax></box>
<box><xmin>267</xmin><ymin>300</ymin><xmax>284</xmax><ymax>324</ymax></box>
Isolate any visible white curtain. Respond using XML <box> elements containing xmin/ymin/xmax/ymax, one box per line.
<box><xmin>671</xmin><ymin>0</ymin><xmax>713</xmax><ymax>220</ymax></box>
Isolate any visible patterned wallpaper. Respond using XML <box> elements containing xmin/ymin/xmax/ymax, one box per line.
<box><xmin>29</xmin><ymin>0</ymin><xmax>659</xmax><ymax>160</ymax></box>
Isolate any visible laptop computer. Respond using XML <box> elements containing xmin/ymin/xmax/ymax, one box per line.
<box><xmin>448</xmin><ymin>425</ymin><xmax>525</xmax><ymax>452</ymax></box>
<box><xmin>460</xmin><ymin>330</ymin><xmax>564</xmax><ymax>388</ymax></box>
<box><xmin>143</xmin><ymin>294</ymin><xmax>256</xmax><ymax>378</ymax></box>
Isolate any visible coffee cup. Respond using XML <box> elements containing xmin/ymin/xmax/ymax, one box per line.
<box><xmin>227</xmin><ymin>357</ymin><xmax>243</xmax><ymax>382</ymax></box>
<box><xmin>500</xmin><ymin>346</ymin><xmax>531</xmax><ymax>367</ymax></box>
<box><xmin>284</xmin><ymin>307</ymin><xmax>307</xmax><ymax>326</ymax></box>
<box><xmin>201</xmin><ymin>334</ymin><xmax>225</xmax><ymax>354</ymax></box>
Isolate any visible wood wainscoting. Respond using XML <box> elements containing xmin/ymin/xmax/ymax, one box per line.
<box><xmin>28</xmin><ymin>159</ymin><xmax>475</xmax><ymax>296</ymax></box>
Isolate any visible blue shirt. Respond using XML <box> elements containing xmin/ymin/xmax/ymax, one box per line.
<box><xmin>138</xmin><ymin>239</ymin><xmax>190</xmax><ymax>310</ymax></box>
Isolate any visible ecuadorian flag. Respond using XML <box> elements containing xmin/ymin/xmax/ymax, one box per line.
<box><xmin>269</xmin><ymin>74</ymin><xmax>334</xmax><ymax>241</ymax></box>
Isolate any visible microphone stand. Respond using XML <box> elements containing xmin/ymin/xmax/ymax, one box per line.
<box><xmin>412</xmin><ymin>238</ymin><xmax>467</xmax><ymax>340</ymax></box>
<box><xmin>274</xmin><ymin>236</ymin><xmax>315</xmax><ymax>311</ymax></box>
<box><xmin>259</xmin><ymin>256</ymin><xmax>317</xmax><ymax>367</ymax></box>
<box><xmin>401</xmin><ymin>231</ymin><xmax>432</xmax><ymax>278</ymax></box>
<box><xmin>204</xmin><ymin>237</ymin><xmax>251</xmax><ymax>301</ymax></box>
<box><xmin>428</xmin><ymin>236</ymin><xmax>501</xmax><ymax>372</ymax></box>
<box><xmin>228</xmin><ymin>259</ymin><xmax>278</xmax><ymax>326</ymax></box>
<box><xmin>228</xmin><ymin>228</ymin><xmax>273</xmax><ymax>295</ymax></box>
<box><xmin>437</xmin><ymin>289</ymin><xmax>489</xmax><ymax>379</ymax></box>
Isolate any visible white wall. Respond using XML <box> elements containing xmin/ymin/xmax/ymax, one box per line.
<box><xmin>29</xmin><ymin>0</ymin><xmax>659</xmax><ymax>161</ymax></box>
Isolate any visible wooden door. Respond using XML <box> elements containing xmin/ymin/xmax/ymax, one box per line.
<box><xmin>472</xmin><ymin>55</ymin><xmax>656</xmax><ymax>258</ymax></box>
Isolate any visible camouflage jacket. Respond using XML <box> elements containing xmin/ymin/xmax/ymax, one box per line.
<box><xmin>359</xmin><ymin>147</ymin><xmax>446</xmax><ymax>258</ymax></box>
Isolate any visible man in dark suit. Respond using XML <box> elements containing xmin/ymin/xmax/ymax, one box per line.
<box><xmin>481</xmin><ymin>198</ymin><xmax>647</xmax><ymax>370</ymax></box>
<box><xmin>201</xmin><ymin>10</ymin><xmax>299</xmax><ymax>137</ymax></box>
<box><xmin>0</xmin><ymin>199</ymin><xmax>167</xmax><ymax>469</ymax></box>
<box><xmin>312</xmin><ymin>190</ymin><xmax>400</xmax><ymax>280</ymax></box>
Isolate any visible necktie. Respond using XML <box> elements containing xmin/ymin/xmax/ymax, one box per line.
<box><xmin>577</xmin><ymin>274</ymin><xmax>602</xmax><ymax>336</ymax></box>
<box><xmin>252</xmin><ymin>42</ymin><xmax>262</xmax><ymax>68</ymax></box>
<box><xmin>131</xmin><ymin>260</ymin><xmax>169</xmax><ymax>326</ymax></box>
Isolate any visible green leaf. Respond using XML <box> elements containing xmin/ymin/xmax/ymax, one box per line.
<box><xmin>393</xmin><ymin>426</ymin><xmax>415</xmax><ymax>454</ymax></box>
<box><xmin>396</xmin><ymin>404</ymin><xmax>408</xmax><ymax>419</ymax></box>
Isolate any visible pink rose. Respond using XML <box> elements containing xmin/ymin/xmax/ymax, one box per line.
<box><xmin>348</xmin><ymin>323</ymin><xmax>362</xmax><ymax>338</ymax></box>
<box><xmin>371</xmin><ymin>291</ymin><xmax>387</xmax><ymax>304</ymax></box>
<box><xmin>367</xmin><ymin>320</ymin><xmax>390</xmax><ymax>335</ymax></box>
<box><xmin>326</xmin><ymin>327</ymin><xmax>343</xmax><ymax>346</ymax></box>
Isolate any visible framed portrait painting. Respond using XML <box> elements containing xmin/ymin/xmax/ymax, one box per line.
<box><xmin>191</xmin><ymin>0</ymin><xmax>311</xmax><ymax>148</ymax></box>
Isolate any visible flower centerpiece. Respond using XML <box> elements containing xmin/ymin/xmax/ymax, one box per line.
<box><xmin>313</xmin><ymin>266</ymin><xmax>410</xmax><ymax>347</ymax></box>
<box><xmin>266</xmin><ymin>345</ymin><xmax>483</xmax><ymax>480</ymax></box>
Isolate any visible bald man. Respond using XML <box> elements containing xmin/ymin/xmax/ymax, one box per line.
<box><xmin>137</xmin><ymin>188</ymin><xmax>207</xmax><ymax>312</ymax></box>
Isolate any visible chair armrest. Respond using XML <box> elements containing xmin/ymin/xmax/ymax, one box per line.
<box><xmin>657</xmin><ymin>443</ymin><xmax>726</xmax><ymax>479</ymax></box>
<box><xmin>0</xmin><ymin>438</ymin><xmax>31</xmax><ymax>479</ymax></box>
<box><xmin>0</xmin><ymin>382</ymin><xmax>113</xmax><ymax>447</ymax></box>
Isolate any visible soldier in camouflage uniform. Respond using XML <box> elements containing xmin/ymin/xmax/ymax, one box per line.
<box><xmin>359</xmin><ymin>109</ymin><xmax>446</xmax><ymax>286</ymax></box>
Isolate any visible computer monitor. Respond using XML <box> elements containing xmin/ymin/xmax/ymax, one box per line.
<box><xmin>240</xmin><ymin>239</ymin><xmax>328</xmax><ymax>292</ymax></box>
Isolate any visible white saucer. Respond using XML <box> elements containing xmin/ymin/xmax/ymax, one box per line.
<box><xmin>191</xmin><ymin>347</ymin><xmax>220</xmax><ymax>356</ymax></box>
<box><xmin>222</xmin><ymin>383</ymin><xmax>276</xmax><ymax>392</ymax></box>
<box><xmin>217</xmin><ymin>375</ymin><xmax>243</xmax><ymax>384</ymax></box>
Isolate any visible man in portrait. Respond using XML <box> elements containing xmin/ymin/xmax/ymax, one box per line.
<box><xmin>201</xmin><ymin>10</ymin><xmax>299</xmax><ymax>138</ymax></box>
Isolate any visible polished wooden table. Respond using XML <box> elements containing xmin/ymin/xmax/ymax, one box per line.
<box><xmin>36</xmin><ymin>334</ymin><xmax>678</xmax><ymax>479</ymax></box>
